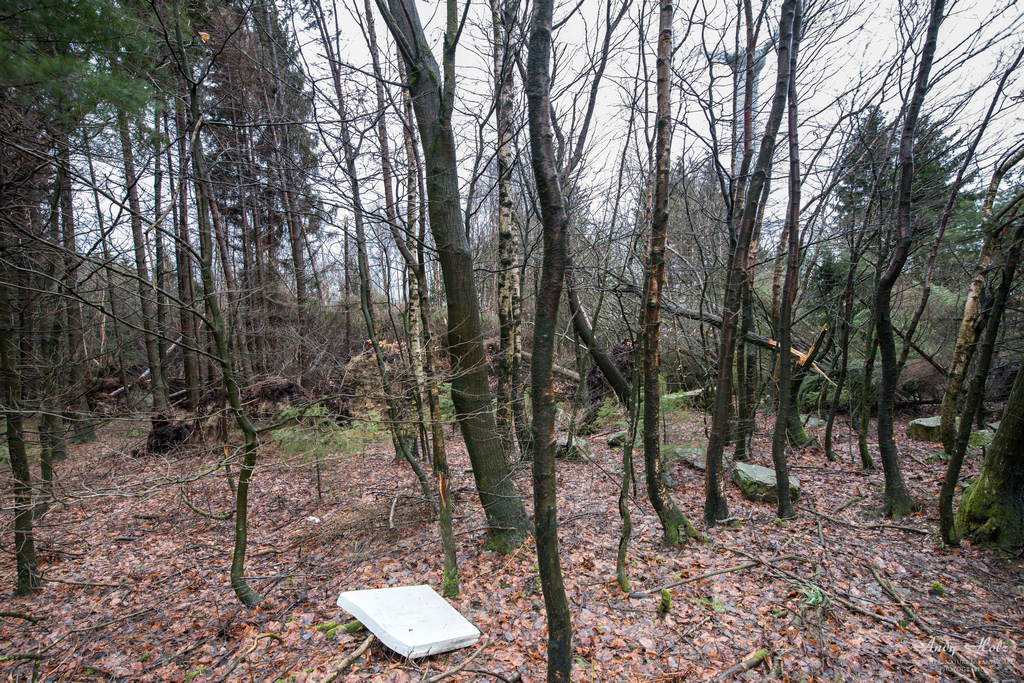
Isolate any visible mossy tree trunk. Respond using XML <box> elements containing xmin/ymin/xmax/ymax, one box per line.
<box><xmin>939</xmin><ymin>145</ymin><xmax>1024</xmax><ymax>454</ymax></box>
<box><xmin>954</xmin><ymin>341</ymin><xmax>1024</xmax><ymax>550</ymax></box>
<box><xmin>942</xmin><ymin>216</ymin><xmax>1024</xmax><ymax>545</ymax></box>
<box><xmin>172</xmin><ymin>0</ymin><xmax>261</xmax><ymax>607</ymax></box>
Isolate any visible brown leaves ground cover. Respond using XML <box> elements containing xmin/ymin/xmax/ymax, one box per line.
<box><xmin>1</xmin><ymin>410</ymin><xmax>1022</xmax><ymax>682</ymax></box>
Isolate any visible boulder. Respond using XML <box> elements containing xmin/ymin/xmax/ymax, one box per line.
<box><xmin>554</xmin><ymin>435</ymin><xmax>591</xmax><ymax>462</ymax></box>
<box><xmin>663</xmin><ymin>445</ymin><xmax>706</xmax><ymax>471</ymax></box>
<box><xmin>607</xmin><ymin>431</ymin><xmax>629</xmax><ymax>448</ymax></box>
<box><xmin>906</xmin><ymin>416</ymin><xmax>952</xmax><ymax>442</ymax></box>
<box><xmin>801</xmin><ymin>415</ymin><xmax>824</xmax><ymax>428</ymax></box>
<box><xmin>969</xmin><ymin>430</ymin><xmax>995</xmax><ymax>448</ymax></box>
<box><xmin>662</xmin><ymin>389</ymin><xmax>706</xmax><ymax>412</ymax></box>
<box><xmin>732</xmin><ymin>462</ymin><xmax>801</xmax><ymax>504</ymax></box>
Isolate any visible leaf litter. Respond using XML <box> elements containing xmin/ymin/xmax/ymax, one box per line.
<box><xmin>1</xmin><ymin>411</ymin><xmax>1022</xmax><ymax>682</ymax></box>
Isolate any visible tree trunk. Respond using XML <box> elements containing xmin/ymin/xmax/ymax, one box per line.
<box><xmin>526</xmin><ymin>0</ymin><xmax>573</xmax><ymax>673</ymax></box>
<box><xmin>492</xmin><ymin>0</ymin><xmax>522</xmax><ymax>463</ymax></box>
<box><xmin>939</xmin><ymin>145</ymin><xmax>1024</xmax><ymax>454</ymax></box>
<box><xmin>874</xmin><ymin>0</ymin><xmax>944</xmax><ymax>521</ymax></box>
<box><xmin>706</xmin><ymin>0</ymin><xmax>797</xmax><ymax>526</ymax></box>
<box><xmin>377</xmin><ymin>0</ymin><xmax>531</xmax><ymax>550</ymax></box>
<box><xmin>0</xmin><ymin>253</ymin><xmax>39</xmax><ymax>594</ymax></box>
<box><xmin>771</xmin><ymin>1</ymin><xmax>801</xmax><ymax>520</ymax></box>
<box><xmin>174</xmin><ymin>99</ymin><xmax>201</xmax><ymax>408</ymax></box>
<box><xmin>172</xmin><ymin>0</ymin><xmax>261</xmax><ymax>607</ymax></box>
<box><xmin>119</xmin><ymin>113</ymin><xmax>171</xmax><ymax>414</ymax></box>
<box><xmin>58</xmin><ymin>140</ymin><xmax>97</xmax><ymax>440</ymax></box>
<box><xmin>941</xmin><ymin>216</ymin><xmax>1024</xmax><ymax>545</ymax></box>
<box><xmin>953</xmin><ymin>340</ymin><xmax>1024</xmax><ymax>551</ymax></box>
<box><xmin>644</xmin><ymin>0</ymin><xmax>700</xmax><ymax>546</ymax></box>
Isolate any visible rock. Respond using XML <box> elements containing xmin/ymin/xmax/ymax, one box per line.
<box><xmin>801</xmin><ymin>415</ymin><xmax>824</xmax><ymax>428</ymax></box>
<box><xmin>554</xmin><ymin>435</ymin><xmax>591</xmax><ymax>461</ymax></box>
<box><xmin>732</xmin><ymin>462</ymin><xmax>801</xmax><ymax>504</ymax></box>
<box><xmin>607</xmin><ymin>431</ymin><xmax>629</xmax><ymax>448</ymax></box>
<box><xmin>663</xmin><ymin>445</ymin><xmax>706</xmax><ymax>471</ymax></box>
<box><xmin>987</xmin><ymin>421</ymin><xmax>1000</xmax><ymax>432</ymax></box>
<box><xmin>969</xmin><ymin>430</ymin><xmax>995</xmax><ymax>448</ymax></box>
<box><xmin>662</xmin><ymin>389</ymin><xmax>705</xmax><ymax>412</ymax></box>
<box><xmin>906</xmin><ymin>416</ymin><xmax>954</xmax><ymax>442</ymax></box>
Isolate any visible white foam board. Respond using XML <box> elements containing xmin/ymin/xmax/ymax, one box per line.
<box><xmin>336</xmin><ymin>585</ymin><xmax>480</xmax><ymax>658</ymax></box>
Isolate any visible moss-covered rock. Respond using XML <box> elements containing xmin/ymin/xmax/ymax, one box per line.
<box><xmin>906</xmin><ymin>416</ymin><xmax>953</xmax><ymax>442</ymax></box>
<box><xmin>662</xmin><ymin>389</ymin><xmax>706</xmax><ymax>412</ymax></box>
<box><xmin>968</xmin><ymin>430</ymin><xmax>995</xmax><ymax>448</ymax></box>
<box><xmin>732</xmin><ymin>462</ymin><xmax>801</xmax><ymax>504</ymax></box>
<box><xmin>607</xmin><ymin>431</ymin><xmax>629</xmax><ymax>448</ymax></box>
<box><xmin>663</xmin><ymin>444</ymin><xmax>706</xmax><ymax>471</ymax></box>
<box><xmin>554</xmin><ymin>435</ymin><xmax>591</xmax><ymax>462</ymax></box>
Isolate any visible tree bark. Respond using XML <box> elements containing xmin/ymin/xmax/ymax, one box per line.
<box><xmin>942</xmin><ymin>215</ymin><xmax>1024</xmax><ymax>545</ymax></box>
<box><xmin>874</xmin><ymin>0</ymin><xmax>944</xmax><ymax>521</ymax></box>
<box><xmin>706</xmin><ymin>0</ymin><xmax>797</xmax><ymax>526</ymax></box>
<box><xmin>939</xmin><ymin>144</ymin><xmax>1024</xmax><ymax>454</ymax></box>
<box><xmin>0</xmin><ymin>250</ymin><xmax>39</xmax><ymax>594</ymax></box>
<box><xmin>771</xmin><ymin>0</ymin><xmax>801</xmax><ymax>521</ymax></box>
<box><xmin>377</xmin><ymin>0</ymin><xmax>531</xmax><ymax>550</ymax></box>
<box><xmin>118</xmin><ymin>116</ymin><xmax>172</xmax><ymax>414</ymax></box>
<box><xmin>644</xmin><ymin>0</ymin><xmax>701</xmax><ymax>546</ymax></box>
<box><xmin>526</xmin><ymin>0</ymin><xmax>573</xmax><ymax>672</ymax></box>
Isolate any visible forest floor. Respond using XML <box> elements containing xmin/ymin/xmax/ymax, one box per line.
<box><xmin>1</xmin><ymin>407</ymin><xmax>1022</xmax><ymax>682</ymax></box>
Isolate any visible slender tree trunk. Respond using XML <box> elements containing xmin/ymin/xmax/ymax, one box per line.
<box><xmin>173</xmin><ymin>0</ymin><xmax>260</xmax><ymax>607</ymax></box>
<box><xmin>874</xmin><ymin>0</ymin><xmax>944</xmax><ymax>520</ymax></box>
<box><xmin>939</xmin><ymin>145</ymin><xmax>1024</xmax><ymax>453</ymax></box>
<box><xmin>58</xmin><ymin>140</ymin><xmax>97</xmax><ymax>440</ymax></box>
<box><xmin>119</xmin><ymin>113</ymin><xmax>171</xmax><ymax>413</ymax></box>
<box><xmin>771</xmin><ymin>1</ymin><xmax>801</xmax><ymax>520</ymax></box>
<box><xmin>941</xmin><ymin>216</ymin><xmax>1024</xmax><ymax>545</ymax></box>
<box><xmin>644</xmin><ymin>0</ymin><xmax>701</xmax><ymax>546</ymax></box>
<box><xmin>378</xmin><ymin>0</ymin><xmax>531</xmax><ymax>551</ymax></box>
<box><xmin>526</xmin><ymin>0</ymin><xmax>573</xmax><ymax>672</ymax></box>
<box><xmin>706</xmin><ymin>0</ymin><xmax>797</xmax><ymax>526</ymax></box>
<box><xmin>174</xmin><ymin>100</ymin><xmax>201</xmax><ymax>408</ymax></box>
<box><xmin>492</xmin><ymin>0</ymin><xmax>522</xmax><ymax>463</ymax></box>
<box><xmin>0</xmin><ymin>253</ymin><xmax>39</xmax><ymax>594</ymax></box>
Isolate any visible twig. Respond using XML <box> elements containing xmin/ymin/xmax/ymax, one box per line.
<box><xmin>830</xmin><ymin>496</ymin><xmax>862</xmax><ymax>515</ymax></box>
<box><xmin>645</xmin><ymin>554</ymin><xmax>809</xmax><ymax>594</ymax></box>
<box><xmin>0</xmin><ymin>612</ymin><xmax>44</xmax><ymax>623</ymax></box>
<box><xmin>712</xmin><ymin>647</ymin><xmax>768</xmax><ymax>680</ymax></box>
<box><xmin>389</xmin><ymin>494</ymin><xmax>399</xmax><ymax>530</ymax></box>
<box><xmin>318</xmin><ymin>634</ymin><xmax>375</xmax><ymax>683</ymax></box>
<box><xmin>180</xmin><ymin>488</ymin><xmax>233</xmax><ymax>521</ymax></box>
<box><xmin>870</xmin><ymin>567</ymin><xmax>991</xmax><ymax>682</ymax></box>
<box><xmin>216</xmin><ymin>633</ymin><xmax>282</xmax><ymax>683</ymax></box>
<box><xmin>421</xmin><ymin>642</ymin><xmax>487</xmax><ymax>683</ymax></box>
<box><xmin>463</xmin><ymin>668</ymin><xmax>523</xmax><ymax>682</ymax></box>
<box><xmin>799</xmin><ymin>505</ymin><xmax>929</xmax><ymax>534</ymax></box>
<box><xmin>42</xmin><ymin>576</ymin><xmax>122</xmax><ymax>588</ymax></box>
